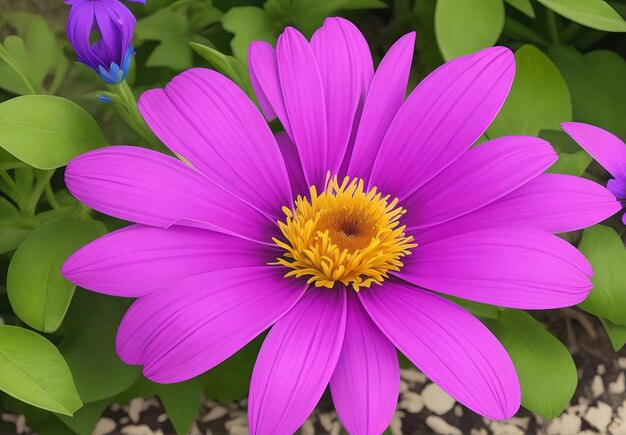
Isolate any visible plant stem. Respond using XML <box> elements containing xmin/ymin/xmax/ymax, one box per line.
<box><xmin>24</xmin><ymin>170</ymin><xmax>54</xmax><ymax>217</ymax></box>
<box><xmin>546</xmin><ymin>9</ymin><xmax>560</xmax><ymax>45</ymax></box>
<box><xmin>44</xmin><ymin>181</ymin><xmax>61</xmax><ymax>210</ymax></box>
<box><xmin>108</xmin><ymin>81</ymin><xmax>163</xmax><ymax>150</ymax></box>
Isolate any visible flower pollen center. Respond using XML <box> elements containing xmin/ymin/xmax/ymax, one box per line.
<box><xmin>272</xmin><ymin>175</ymin><xmax>417</xmax><ymax>291</ymax></box>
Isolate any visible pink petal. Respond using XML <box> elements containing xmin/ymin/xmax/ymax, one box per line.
<box><xmin>248</xmin><ymin>288</ymin><xmax>347</xmax><ymax>434</ymax></box>
<box><xmin>275</xmin><ymin>132</ymin><xmax>308</xmax><ymax>197</ymax></box>
<box><xmin>64</xmin><ymin>146</ymin><xmax>274</xmax><ymax>243</ymax></box>
<box><xmin>62</xmin><ymin>225</ymin><xmax>275</xmax><ymax>298</ymax></box>
<box><xmin>116</xmin><ymin>266</ymin><xmax>306</xmax><ymax>383</ymax></box>
<box><xmin>400</xmin><ymin>227</ymin><xmax>592</xmax><ymax>309</ymax></box>
<box><xmin>311</xmin><ymin>17</ymin><xmax>373</xmax><ymax>174</ymax></box>
<box><xmin>403</xmin><ymin>136</ymin><xmax>557</xmax><ymax>229</ymax></box>
<box><xmin>413</xmin><ymin>174</ymin><xmax>621</xmax><ymax>243</ymax></box>
<box><xmin>330</xmin><ymin>292</ymin><xmax>399</xmax><ymax>435</ymax></box>
<box><xmin>369</xmin><ymin>46</ymin><xmax>515</xmax><ymax>199</ymax></box>
<box><xmin>347</xmin><ymin>32</ymin><xmax>415</xmax><ymax>181</ymax></box>
<box><xmin>248</xmin><ymin>42</ymin><xmax>278</xmax><ymax>121</ymax></box>
<box><xmin>138</xmin><ymin>68</ymin><xmax>292</xmax><ymax>218</ymax></box>
<box><xmin>562</xmin><ymin>122</ymin><xmax>626</xmax><ymax>180</ymax></box>
<box><xmin>248</xmin><ymin>41</ymin><xmax>291</xmax><ymax>136</ymax></box>
<box><xmin>359</xmin><ymin>282</ymin><xmax>520</xmax><ymax>420</ymax></box>
<box><xmin>276</xmin><ymin>27</ymin><xmax>328</xmax><ymax>188</ymax></box>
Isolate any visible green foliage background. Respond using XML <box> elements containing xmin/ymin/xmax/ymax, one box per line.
<box><xmin>0</xmin><ymin>0</ymin><xmax>625</xmax><ymax>433</ymax></box>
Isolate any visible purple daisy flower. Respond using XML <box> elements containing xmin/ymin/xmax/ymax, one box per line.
<box><xmin>65</xmin><ymin>0</ymin><xmax>144</xmax><ymax>84</ymax></box>
<box><xmin>62</xmin><ymin>18</ymin><xmax>620</xmax><ymax>434</ymax></box>
<box><xmin>562</xmin><ymin>122</ymin><xmax>626</xmax><ymax>223</ymax></box>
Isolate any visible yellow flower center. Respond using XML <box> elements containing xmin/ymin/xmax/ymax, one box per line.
<box><xmin>272</xmin><ymin>175</ymin><xmax>417</xmax><ymax>291</ymax></box>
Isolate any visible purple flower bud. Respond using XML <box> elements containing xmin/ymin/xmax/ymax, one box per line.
<box><xmin>65</xmin><ymin>0</ymin><xmax>144</xmax><ymax>84</ymax></box>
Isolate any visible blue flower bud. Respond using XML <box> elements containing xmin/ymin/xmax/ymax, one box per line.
<box><xmin>65</xmin><ymin>0</ymin><xmax>144</xmax><ymax>84</ymax></box>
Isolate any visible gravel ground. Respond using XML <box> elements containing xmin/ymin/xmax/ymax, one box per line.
<box><xmin>2</xmin><ymin>318</ymin><xmax>626</xmax><ymax>435</ymax></box>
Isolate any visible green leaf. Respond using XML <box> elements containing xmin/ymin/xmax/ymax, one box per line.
<box><xmin>201</xmin><ymin>334</ymin><xmax>264</xmax><ymax>404</ymax></box>
<box><xmin>505</xmin><ymin>0</ymin><xmax>535</xmax><ymax>17</ymax></box>
<box><xmin>540</xmin><ymin>129</ymin><xmax>592</xmax><ymax>175</ymax></box>
<box><xmin>488</xmin><ymin>45</ymin><xmax>572</xmax><ymax>138</ymax></box>
<box><xmin>0</xmin><ymin>325</ymin><xmax>82</xmax><ymax>416</ymax></box>
<box><xmin>0</xmin><ymin>197</ymin><xmax>30</xmax><ymax>254</ymax></box>
<box><xmin>222</xmin><ymin>7</ymin><xmax>277</xmax><ymax>62</ymax></box>
<box><xmin>155</xmin><ymin>380</ymin><xmax>202</xmax><ymax>435</ymax></box>
<box><xmin>58</xmin><ymin>290</ymin><xmax>141</xmax><ymax>404</ymax></box>
<box><xmin>7</xmin><ymin>218</ymin><xmax>106</xmax><ymax>333</ymax></box>
<box><xmin>445</xmin><ymin>296</ymin><xmax>500</xmax><ymax>320</ymax></box>
<box><xmin>223</xmin><ymin>0</ymin><xmax>385</xmax><ymax>61</ymax></box>
<box><xmin>435</xmin><ymin>0</ymin><xmax>505</xmax><ymax>60</ymax></box>
<box><xmin>56</xmin><ymin>399</ymin><xmax>111</xmax><ymax>435</ymax></box>
<box><xmin>486</xmin><ymin>310</ymin><xmax>577</xmax><ymax>419</ymax></box>
<box><xmin>600</xmin><ymin>317</ymin><xmax>626</xmax><ymax>351</ymax></box>
<box><xmin>577</xmin><ymin>225</ymin><xmax>626</xmax><ymax>325</ymax></box>
<box><xmin>189</xmin><ymin>42</ymin><xmax>254</xmax><ymax>96</ymax></box>
<box><xmin>549</xmin><ymin>46</ymin><xmax>626</xmax><ymax>139</ymax></box>
<box><xmin>537</xmin><ymin>0</ymin><xmax>626</xmax><ymax>32</ymax></box>
<box><xmin>0</xmin><ymin>95</ymin><xmax>108</xmax><ymax>169</ymax></box>
<box><xmin>0</xmin><ymin>14</ymin><xmax>67</xmax><ymax>95</ymax></box>
<box><xmin>136</xmin><ymin>7</ymin><xmax>194</xmax><ymax>70</ymax></box>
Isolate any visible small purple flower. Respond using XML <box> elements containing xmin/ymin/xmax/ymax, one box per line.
<box><xmin>562</xmin><ymin>122</ymin><xmax>626</xmax><ymax>223</ymax></box>
<box><xmin>65</xmin><ymin>0</ymin><xmax>144</xmax><ymax>84</ymax></box>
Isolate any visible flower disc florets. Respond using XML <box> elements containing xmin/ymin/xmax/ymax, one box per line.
<box><xmin>273</xmin><ymin>175</ymin><xmax>417</xmax><ymax>291</ymax></box>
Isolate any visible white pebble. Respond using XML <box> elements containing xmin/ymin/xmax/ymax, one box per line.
<box><xmin>300</xmin><ymin>419</ymin><xmax>315</xmax><ymax>435</ymax></box>
<box><xmin>201</xmin><ymin>406</ymin><xmax>228</xmax><ymax>422</ymax></box>
<box><xmin>610</xmin><ymin>372</ymin><xmax>626</xmax><ymax>395</ymax></box>
<box><xmin>425</xmin><ymin>416</ymin><xmax>462</xmax><ymax>435</ymax></box>
<box><xmin>618</xmin><ymin>357</ymin><xmax>626</xmax><ymax>370</ymax></box>
<box><xmin>592</xmin><ymin>375</ymin><xmax>605</xmax><ymax>398</ymax></box>
<box><xmin>389</xmin><ymin>410</ymin><xmax>404</xmax><ymax>435</ymax></box>
<box><xmin>93</xmin><ymin>417</ymin><xmax>117</xmax><ymax>435</ymax></box>
<box><xmin>400</xmin><ymin>369</ymin><xmax>426</xmax><ymax>383</ymax></box>
<box><xmin>585</xmin><ymin>401</ymin><xmax>613</xmax><ymax>432</ymax></box>
<box><xmin>15</xmin><ymin>415</ymin><xmax>26</xmax><ymax>434</ymax></box>
<box><xmin>121</xmin><ymin>424</ymin><xmax>156</xmax><ymax>435</ymax></box>
<box><xmin>598</xmin><ymin>364</ymin><xmax>607</xmax><ymax>375</ymax></box>
<box><xmin>398</xmin><ymin>391</ymin><xmax>424</xmax><ymax>413</ymax></box>
<box><xmin>547</xmin><ymin>413</ymin><xmax>581</xmax><ymax>435</ymax></box>
<box><xmin>128</xmin><ymin>398</ymin><xmax>144</xmax><ymax>423</ymax></box>
<box><xmin>422</xmin><ymin>383</ymin><xmax>456</xmax><ymax>415</ymax></box>
<box><xmin>490</xmin><ymin>421</ymin><xmax>524</xmax><ymax>435</ymax></box>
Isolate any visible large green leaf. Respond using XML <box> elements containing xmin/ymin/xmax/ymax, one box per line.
<box><xmin>0</xmin><ymin>325</ymin><xmax>82</xmax><ymax>416</ymax></box>
<box><xmin>577</xmin><ymin>225</ymin><xmax>626</xmax><ymax>325</ymax></box>
<box><xmin>58</xmin><ymin>290</ymin><xmax>141</xmax><ymax>404</ymax></box>
<box><xmin>0</xmin><ymin>14</ymin><xmax>67</xmax><ymax>95</ymax></box>
<box><xmin>505</xmin><ymin>0</ymin><xmax>535</xmax><ymax>17</ymax></box>
<box><xmin>112</xmin><ymin>377</ymin><xmax>202</xmax><ymax>435</ymax></box>
<box><xmin>488</xmin><ymin>45</ymin><xmax>572</xmax><ymax>138</ymax></box>
<box><xmin>549</xmin><ymin>46</ymin><xmax>626</xmax><ymax>139</ymax></box>
<box><xmin>541</xmin><ymin>129</ymin><xmax>592</xmax><ymax>176</ymax></box>
<box><xmin>201</xmin><ymin>334</ymin><xmax>264</xmax><ymax>404</ymax></box>
<box><xmin>223</xmin><ymin>0</ymin><xmax>385</xmax><ymax>61</ymax></box>
<box><xmin>136</xmin><ymin>8</ymin><xmax>195</xmax><ymax>70</ymax></box>
<box><xmin>7</xmin><ymin>218</ymin><xmax>107</xmax><ymax>333</ymax></box>
<box><xmin>435</xmin><ymin>0</ymin><xmax>505</xmax><ymax>60</ymax></box>
<box><xmin>56</xmin><ymin>399</ymin><xmax>111</xmax><ymax>435</ymax></box>
<box><xmin>155</xmin><ymin>380</ymin><xmax>202</xmax><ymax>435</ymax></box>
<box><xmin>222</xmin><ymin>7</ymin><xmax>277</xmax><ymax>62</ymax></box>
<box><xmin>537</xmin><ymin>0</ymin><xmax>626</xmax><ymax>32</ymax></box>
<box><xmin>600</xmin><ymin>317</ymin><xmax>626</xmax><ymax>351</ymax></box>
<box><xmin>486</xmin><ymin>310</ymin><xmax>577</xmax><ymax>419</ymax></box>
<box><xmin>0</xmin><ymin>95</ymin><xmax>107</xmax><ymax>169</ymax></box>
